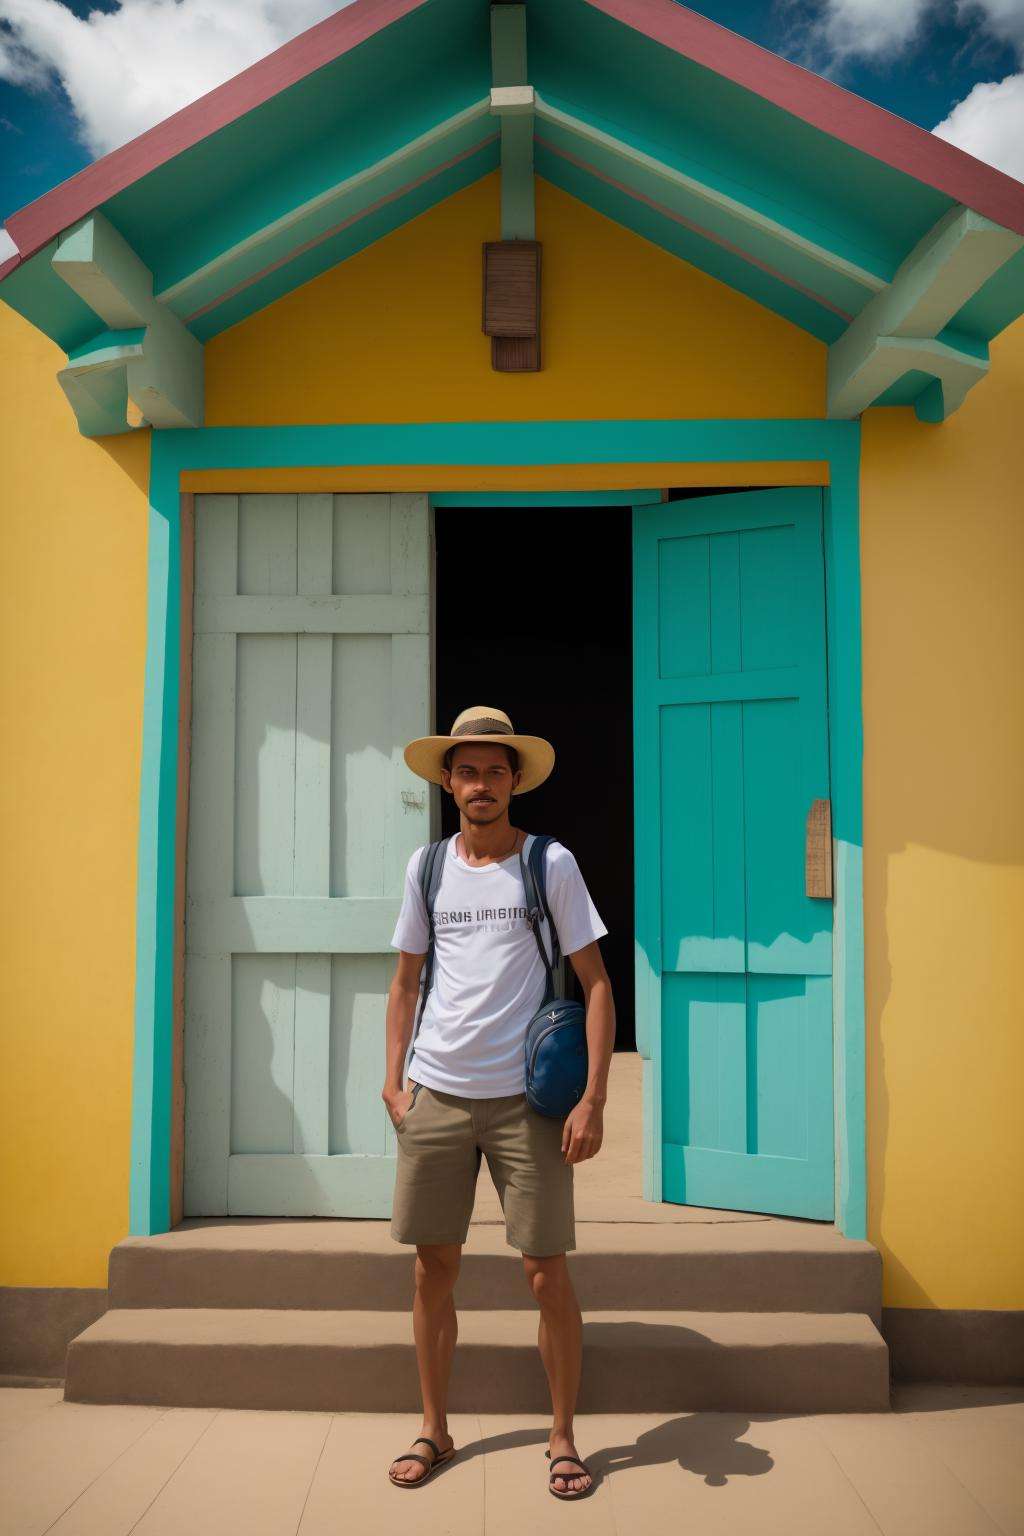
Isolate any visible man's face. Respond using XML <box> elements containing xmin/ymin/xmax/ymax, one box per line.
<box><xmin>441</xmin><ymin>743</ymin><xmax>522</xmax><ymax>823</ymax></box>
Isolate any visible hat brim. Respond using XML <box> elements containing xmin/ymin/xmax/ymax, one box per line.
<box><xmin>404</xmin><ymin>732</ymin><xmax>555</xmax><ymax>794</ymax></box>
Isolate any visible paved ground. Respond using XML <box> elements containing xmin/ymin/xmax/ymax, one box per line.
<box><xmin>2</xmin><ymin>1383</ymin><xmax>1022</xmax><ymax>1535</ymax></box>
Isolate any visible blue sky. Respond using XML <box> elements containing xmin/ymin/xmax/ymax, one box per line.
<box><xmin>1</xmin><ymin>0</ymin><xmax>1022</xmax><ymax>238</ymax></box>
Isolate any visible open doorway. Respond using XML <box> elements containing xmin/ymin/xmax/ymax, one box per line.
<box><xmin>434</xmin><ymin>505</ymin><xmax>635</xmax><ymax>1049</ymax></box>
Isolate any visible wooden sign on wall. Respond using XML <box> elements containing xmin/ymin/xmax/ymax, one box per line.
<box><xmin>805</xmin><ymin>797</ymin><xmax>834</xmax><ymax>899</ymax></box>
<box><xmin>482</xmin><ymin>239</ymin><xmax>541</xmax><ymax>370</ymax></box>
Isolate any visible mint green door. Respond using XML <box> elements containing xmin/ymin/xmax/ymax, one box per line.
<box><xmin>634</xmin><ymin>489</ymin><xmax>834</xmax><ymax>1219</ymax></box>
<box><xmin>183</xmin><ymin>492</ymin><xmax>434</xmax><ymax>1217</ymax></box>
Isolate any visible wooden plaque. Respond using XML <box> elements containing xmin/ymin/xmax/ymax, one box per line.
<box><xmin>805</xmin><ymin>798</ymin><xmax>834</xmax><ymax>899</ymax></box>
<box><xmin>482</xmin><ymin>240</ymin><xmax>540</xmax><ymax>337</ymax></box>
<box><xmin>491</xmin><ymin>334</ymin><xmax>540</xmax><ymax>371</ymax></box>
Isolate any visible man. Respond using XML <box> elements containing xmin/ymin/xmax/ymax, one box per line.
<box><xmin>382</xmin><ymin>706</ymin><xmax>615</xmax><ymax>1500</ymax></box>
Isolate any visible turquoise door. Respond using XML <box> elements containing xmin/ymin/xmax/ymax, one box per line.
<box><xmin>634</xmin><ymin>489</ymin><xmax>834</xmax><ymax>1219</ymax></box>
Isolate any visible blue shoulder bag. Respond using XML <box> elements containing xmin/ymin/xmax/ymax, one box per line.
<box><xmin>411</xmin><ymin>833</ymin><xmax>588</xmax><ymax>1119</ymax></box>
<box><xmin>517</xmin><ymin>835</ymin><xmax>589</xmax><ymax>1119</ymax></box>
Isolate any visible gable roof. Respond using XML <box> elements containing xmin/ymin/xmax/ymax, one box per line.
<box><xmin>2</xmin><ymin>0</ymin><xmax>1022</xmax><ymax>401</ymax></box>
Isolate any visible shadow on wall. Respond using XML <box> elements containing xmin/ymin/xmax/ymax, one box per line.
<box><xmin>860</xmin><ymin>347</ymin><xmax>1024</xmax><ymax>1309</ymax></box>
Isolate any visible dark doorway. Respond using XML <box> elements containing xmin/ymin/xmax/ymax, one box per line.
<box><xmin>434</xmin><ymin>506</ymin><xmax>635</xmax><ymax>1049</ymax></box>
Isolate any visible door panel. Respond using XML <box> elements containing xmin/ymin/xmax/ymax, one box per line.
<box><xmin>635</xmin><ymin>489</ymin><xmax>834</xmax><ymax>1219</ymax></box>
<box><xmin>184</xmin><ymin>492</ymin><xmax>433</xmax><ymax>1216</ymax></box>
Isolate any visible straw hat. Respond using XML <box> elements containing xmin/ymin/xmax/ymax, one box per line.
<box><xmin>404</xmin><ymin>706</ymin><xmax>555</xmax><ymax>795</ymax></box>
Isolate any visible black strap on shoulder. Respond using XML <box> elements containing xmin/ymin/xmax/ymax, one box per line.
<box><xmin>532</xmin><ymin>835</ymin><xmax>559</xmax><ymax>960</ymax></box>
<box><xmin>411</xmin><ymin>835</ymin><xmax>452</xmax><ymax>1045</ymax></box>
<box><xmin>519</xmin><ymin>834</ymin><xmax>561</xmax><ymax>1003</ymax></box>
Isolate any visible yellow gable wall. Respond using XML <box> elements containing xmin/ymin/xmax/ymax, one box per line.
<box><xmin>0</xmin><ymin>301</ymin><xmax>151</xmax><ymax>1287</ymax></box>
<box><xmin>860</xmin><ymin>315</ymin><xmax>1024</xmax><ymax>1310</ymax></box>
<box><xmin>206</xmin><ymin>171</ymin><xmax>825</xmax><ymax>424</ymax></box>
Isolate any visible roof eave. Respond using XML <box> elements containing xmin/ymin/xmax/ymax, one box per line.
<box><xmin>583</xmin><ymin>0</ymin><xmax>1024</xmax><ymax>237</ymax></box>
<box><xmin>1</xmin><ymin>0</ymin><xmax>434</xmax><ymax>271</ymax></box>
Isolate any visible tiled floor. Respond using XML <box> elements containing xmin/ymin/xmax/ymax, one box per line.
<box><xmin>2</xmin><ymin>1384</ymin><xmax>1022</xmax><ymax>1535</ymax></box>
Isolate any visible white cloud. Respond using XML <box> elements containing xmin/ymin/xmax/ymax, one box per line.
<box><xmin>956</xmin><ymin>0</ymin><xmax>1024</xmax><ymax>55</ymax></box>
<box><xmin>780</xmin><ymin>0</ymin><xmax>1024</xmax><ymax>180</ymax></box>
<box><xmin>933</xmin><ymin>71</ymin><xmax>1024</xmax><ymax>178</ymax></box>
<box><xmin>0</xmin><ymin>0</ymin><xmax>345</xmax><ymax>159</ymax></box>
<box><xmin>788</xmin><ymin>0</ymin><xmax>931</xmax><ymax>70</ymax></box>
<box><xmin>936</xmin><ymin>1</ymin><xmax>1024</xmax><ymax>180</ymax></box>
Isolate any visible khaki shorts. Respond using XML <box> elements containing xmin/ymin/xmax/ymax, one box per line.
<box><xmin>390</xmin><ymin>1080</ymin><xmax>576</xmax><ymax>1256</ymax></box>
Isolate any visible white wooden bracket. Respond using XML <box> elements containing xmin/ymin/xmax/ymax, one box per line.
<box><xmin>827</xmin><ymin>205</ymin><xmax>1022</xmax><ymax>422</ymax></box>
<box><xmin>490</xmin><ymin>4</ymin><xmax>534</xmax><ymax>240</ymax></box>
<box><xmin>51</xmin><ymin>210</ymin><xmax>204</xmax><ymax>436</ymax></box>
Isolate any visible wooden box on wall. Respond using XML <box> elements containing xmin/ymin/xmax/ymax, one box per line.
<box><xmin>482</xmin><ymin>240</ymin><xmax>541</xmax><ymax>371</ymax></box>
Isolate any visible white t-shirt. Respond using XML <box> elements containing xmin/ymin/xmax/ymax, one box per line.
<box><xmin>390</xmin><ymin>833</ymin><xmax>608</xmax><ymax>1098</ymax></box>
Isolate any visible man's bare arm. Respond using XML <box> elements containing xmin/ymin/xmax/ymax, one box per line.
<box><xmin>382</xmin><ymin>949</ymin><xmax>426</xmax><ymax>1114</ymax></box>
<box><xmin>559</xmin><ymin>940</ymin><xmax>616</xmax><ymax>1163</ymax></box>
<box><xmin>569</xmin><ymin>940</ymin><xmax>616</xmax><ymax>1108</ymax></box>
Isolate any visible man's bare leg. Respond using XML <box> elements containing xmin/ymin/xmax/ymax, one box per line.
<box><xmin>523</xmin><ymin>1253</ymin><xmax>592</xmax><ymax>1495</ymax></box>
<box><xmin>389</xmin><ymin>1242</ymin><xmax>462</xmax><ymax>1482</ymax></box>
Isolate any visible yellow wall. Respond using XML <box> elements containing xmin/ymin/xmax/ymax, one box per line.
<box><xmin>0</xmin><ymin>302</ymin><xmax>151</xmax><ymax>1287</ymax></box>
<box><xmin>206</xmin><ymin>172</ymin><xmax>825</xmax><ymax>424</ymax></box>
<box><xmin>3</xmin><ymin>167</ymin><xmax>1021</xmax><ymax>1313</ymax></box>
<box><xmin>860</xmin><ymin>316</ymin><xmax>1024</xmax><ymax>1310</ymax></box>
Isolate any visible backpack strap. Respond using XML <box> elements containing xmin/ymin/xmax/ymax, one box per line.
<box><xmin>411</xmin><ymin>835</ymin><xmax>452</xmax><ymax>1047</ymax></box>
<box><xmin>531</xmin><ymin>834</ymin><xmax>561</xmax><ymax>969</ymax></box>
<box><xmin>519</xmin><ymin>833</ymin><xmax>560</xmax><ymax>1004</ymax></box>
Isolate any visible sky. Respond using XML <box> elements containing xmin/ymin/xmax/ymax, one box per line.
<box><xmin>1</xmin><ymin>0</ymin><xmax>1023</xmax><ymax>266</ymax></box>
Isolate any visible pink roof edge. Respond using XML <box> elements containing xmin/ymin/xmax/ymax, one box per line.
<box><xmin>3</xmin><ymin>0</ymin><xmax>1023</xmax><ymax>280</ymax></box>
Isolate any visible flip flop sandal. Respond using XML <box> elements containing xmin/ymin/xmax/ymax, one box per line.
<box><xmin>546</xmin><ymin>1449</ymin><xmax>595</xmax><ymax>1500</ymax></box>
<box><xmin>388</xmin><ymin>1436</ymin><xmax>456</xmax><ymax>1488</ymax></box>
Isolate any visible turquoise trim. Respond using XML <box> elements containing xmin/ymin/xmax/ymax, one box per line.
<box><xmin>430</xmin><ymin>489</ymin><xmax>663</xmax><ymax>506</ymax></box>
<box><xmin>950</xmin><ymin>245</ymin><xmax>1024</xmax><ymax>342</ymax></box>
<box><xmin>530</xmin><ymin>0</ymin><xmax>951</xmax><ymax>270</ymax></box>
<box><xmin>130</xmin><ymin>488</ymin><xmax>180</xmax><ymax>1234</ymax></box>
<box><xmin>871</xmin><ymin>367</ymin><xmax>935</xmax><ymax>407</ymax></box>
<box><xmin>67</xmin><ymin>327</ymin><xmax>146</xmax><ymax>363</ymax></box>
<box><xmin>534</xmin><ymin>92</ymin><xmax>892</xmax><ymax>294</ymax></box>
<box><xmin>533</xmin><ymin>103</ymin><xmax>888</xmax><ymax>316</ymax></box>
<box><xmin>822</xmin><ymin>445</ymin><xmax>868</xmax><ymax>1239</ymax></box>
<box><xmin>118</xmin><ymin>0</ymin><xmax>491</xmax><ymax>279</ymax></box>
<box><xmin>134</xmin><ymin>417</ymin><xmax>865</xmax><ymax>1239</ymax></box>
<box><xmin>158</xmin><ymin>102</ymin><xmax>492</xmax><ymax>303</ymax></box>
<box><xmin>150</xmin><ymin>418</ymin><xmax>856</xmax><ymax>475</ymax></box>
<box><xmin>536</xmin><ymin>147</ymin><xmax>848</xmax><ymax>343</ymax></box>
<box><xmin>161</xmin><ymin>113</ymin><xmax>496</xmax><ymax>325</ymax></box>
<box><xmin>187</xmin><ymin>140</ymin><xmax>499</xmax><ymax>341</ymax></box>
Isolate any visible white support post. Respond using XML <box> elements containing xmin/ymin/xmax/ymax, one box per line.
<box><xmin>827</xmin><ymin>205</ymin><xmax>1021</xmax><ymax>421</ymax></box>
<box><xmin>490</xmin><ymin>4</ymin><xmax>534</xmax><ymax>241</ymax></box>
<box><xmin>52</xmin><ymin>211</ymin><xmax>204</xmax><ymax>436</ymax></box>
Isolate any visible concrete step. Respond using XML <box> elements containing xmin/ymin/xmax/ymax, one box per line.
<box><xmin>107</xmin><ymin>1218</ymin><xmax>882</xmax><ymax>1321</ymax></box>
<box><xmin>64</xmin><ymin>1306</ymin><xmax>890</xmax><ymax>1413</ymax></box>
